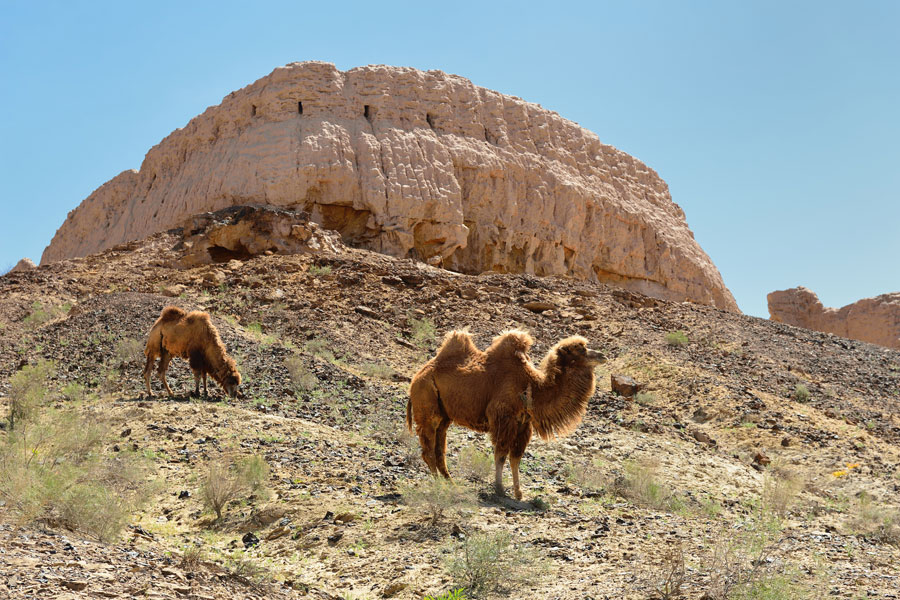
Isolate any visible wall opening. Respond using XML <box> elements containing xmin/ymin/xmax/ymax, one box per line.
<box><xmin>426</xmin><ymin>113</ymin><xmax>435</xmax><ymax>130</ymax></box>
<box><xmin>364</xmin><ymin>104</ymin><xmax>372</xmax><ymax>123</ymax></box>
<box><xmin>251</xmin><ymin>105</ymin><xmax>257</xmax><ymax>117</ymax></box>
<box><xmin>298</xmin><ymin>101</ymin><xmax>303</xmax><ymax>115</ymax></box>
<box><xmin>207</xmin><ymin>243</ymin><xmax>252</xmax><ymax>263</ymax></box>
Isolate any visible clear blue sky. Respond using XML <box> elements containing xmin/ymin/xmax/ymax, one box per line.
<box><xmin>2</xmin><ymin>1</ymin><xmax>898</xmax><ymax>318</ymax></box>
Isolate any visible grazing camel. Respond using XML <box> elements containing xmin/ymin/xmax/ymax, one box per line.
<box><xmin>407</xmin><ymin>329</ymin><xmax>605</xmax><ymax>499</ymax></box>
<box><xmin>143</xmin><ymin>306</ymin><xmax>241</xmax><ymax>398</ymax></box>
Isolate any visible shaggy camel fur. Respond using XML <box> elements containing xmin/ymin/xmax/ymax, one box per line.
<box><xmin>407</xmin><ymin>329</ymin><xmax>605</xmax><ymax>499</ymax></box>
<box><xmin>143</xmin><ymin>306</ymin><xmax>241</xmax><ymax>398</ymax></box>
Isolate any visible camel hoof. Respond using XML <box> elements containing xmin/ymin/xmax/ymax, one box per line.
<box><xmin>514</xmin><ymin>490</ymin><xmax>523</xmax><ymax>501</ymax></box>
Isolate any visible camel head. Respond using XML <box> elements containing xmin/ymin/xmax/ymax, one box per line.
<box><xmin>220</xmin><ymin>359</ymin><xmax>242</xmax><ymax>398</ymax></box>
<box><xmin>553</xmin><ymin>336</ymin><xmax>607</xmax><ymax>368</ymax></box>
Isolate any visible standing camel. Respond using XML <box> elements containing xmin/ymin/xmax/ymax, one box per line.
<box><xmin>407</xmin><ymin>329</ymin><xmax>605</xmax><ymax>499</ymax></box>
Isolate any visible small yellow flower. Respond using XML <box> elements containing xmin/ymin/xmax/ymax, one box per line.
<box><xmin>832</xmin><ymin>470</ymin><xmax>848</xmax><ymax>478</ymax></box>
<box><xmin>846</xmin><ymin>463</ymin><xmax>860</xmax><ymax>470</ymax></box>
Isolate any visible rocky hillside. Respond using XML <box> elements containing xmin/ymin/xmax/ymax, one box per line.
<box><xmin>41</xmin><ymin>61</ymin><xmax>736</xmax><ymax>311</ymax></box>
<box><xmin>2</xmin><ymin>211</ymin><xmax>899</xmax><ymax>599</ymax></box>
<box><xmin>769</xmin><ymin>286</ymin><xmax>900</xmax><ymax>350</ymax></box>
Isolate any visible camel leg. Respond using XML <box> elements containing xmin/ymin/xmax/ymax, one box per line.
<box><xmin>434</xmin><ymin>418</ymin><xmax>452</xmax><ymax>479</ymax></box>
<box><xmin>417</xmin><ymin>425</ymin><xmax>440</xmax><ymax>475</ymax></box>
<box><xmin>192</xmin><ymin>370</ymin><xmax>201</xmax><ymax>397</ymax></box>
<box><xmin>509</xmin><ymin>426</ymin><xmax>532</xmax><ymax>501</ymax></box>
<box><xmin>509</xmin><ymin>456</ymin><xmax>524</xmax><ymax>501</ymax></box>
<box><xmin>493</xmin><ymin>452</ymin><xmax>507</xmax><ymax>496</ymax></box>
<box><xmin>202</xmin><ymin>372</ymin><xmax>208</xmax><ymax>397</ymax></box>
<box><xmin>157</xmin><ymin>351</ymin><xmax>174</xmax><ymax>397</ymax></box>
<box><xmin>143</xmin><ymin>354</ymin><xmax>156</xmax><ymax>397</ymax></box>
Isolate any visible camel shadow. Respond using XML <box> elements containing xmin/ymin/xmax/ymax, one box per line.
<box><xmin>477</xmin><ymin>491</ymin><xmax>548</xmax><ymax>513</ymax></box>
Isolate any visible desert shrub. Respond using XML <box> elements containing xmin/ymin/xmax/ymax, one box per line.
<box><xmin>847</xmin><ymin>492</ymin><xmax>900</xmax><ymax>546</ymax></box>
<box><xmin>425</xmin><ymin>589</ymin><xmax>467</xmax><ymax>600</ymax></box>
<box><xmin>401</xmin><ymin>477</ymin><xmax>475</xmax><ymax>526</ymax></box>
<box><xmin>180</xmin><ymin>544</ymin><xmax>206</xmax><ymax>570</ymax></box>
<box><xmin>665</xmin><ymin>330</ymin><xmax>688</xmax><ymax>347</ymax></box>
<box><xmin>7</xmin><ymin>359</ymin><xmax>55</xmax><ymax>430</ymax></box>
<box><xmin>408</xmin><ymin>315</ymin><xmax>436</xmax><ymax>349</ymax></box>
<box><xmin>308</xmin><ymin>264</ymin><xmax>332</xmax><ymax>277</ymax></box>
<box><xmin>762</xmin><ymin>465</ymin><xmax>804</xmax><ymax>517</ymax></box>
<box><xmin>284</xmin><ymin>354</ymin><xmax>318</xmax><ymax>393</ymax></box>
<box><xmin>792</xmin><ymin>384</ymin><xmax>810</xmax><ymax>403</ymax></box>
<box><xmin>454</xmin><ymin>446</ymin><xmax>493</xmax><ymax>484</ymax></box>
<box><xmin>200</xmin><ymin>454</ymin><xmax>269</xmax><ymax>521</ymax></box>
<box><xmin>59</xmin><ymin>381</ymin><xmax>86</xmax><ymax>403</ymax></box>
<box><xmin>648</xmin><ymin>542</ymin><xmax>685</xmax><ymax>600</ymax></box>
<box><xmin>0</xmin><ymin>405</ymin><xmax>152</xmax><ymax>541</ymax></box>
<box><xmin>612</xmin><ymin>460</ymin><xmax>684</xmax><ymax>512</ymax></box>
<box><xmin>114</xmin><ymin>337</ymin><xmax>144</xmax><ymax>366</ymax></box>
<box><xmin>358</xmin><ymin>362</ymin><xmax>395</xmax><ymax>380</ymax></box>
<box><xmin>703</xmin><ymin>506</ymin><xmax>811</xmax><ymax>600</ymax></box>
<box><xmin>563</xmin><ymin>458</ymin><xmax>606</xmax><ymax>493</ymax></box>
<box><xmin>23</xmin><ymin>300</ymin><xmax>69</xmax><ymax>329</ymax></box>
<box><xmin>634</xmin><ymin>391</ymin><xmax>657</xmax><ymax>405</ymax></box>
<box><xmin>226</xmin><ymin>550</ymin><xmax>270</xmax><ymax>585</ymax></box>
<box><xmin>446</xmin><ymin>530</ymin><xmax>546</xmax><ymax>594</ymax></box>
<box><xmin>305</xmin><ymin>337</ymin><xmax>337</xmax><ymax>363</ymax></box>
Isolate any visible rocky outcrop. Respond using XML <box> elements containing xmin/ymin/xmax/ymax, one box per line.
<box><xmin>42</xmin><ymin>61</ymin><xmax>737</xmax><ymax>311</ymax></box>
<box><xmin>768</xmin><ymin>287</ymin><xmax>900</xmax><ymax>349</ymax></box>
<box><xmin>177</xmin><ymin>205</ymin><xmax>342</xmax><ymax>268</ymax></box>
<box><xmin>10</xmin><ymin>258</ymin><xmax>36</xmax><ymax>273</ymax></box>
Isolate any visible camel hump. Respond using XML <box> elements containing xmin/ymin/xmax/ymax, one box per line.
<box><xmin>435</xmin><ymin>330</ymin><xmax>477</xmax><ymax>360</ymax></box>
<box><xmin>159</xmin><ymin>306</ymin><xmax>186</xmax><ymax>322</ymax></box>
<box><xmin>184</xmin><ymin>311</ymin><xmax>212</xmax><ymax>326</ymax></box>
<box><xmin>487</xmin><ymin>329</ymin><xmax>534</xmax><ymax>357</ymax></box>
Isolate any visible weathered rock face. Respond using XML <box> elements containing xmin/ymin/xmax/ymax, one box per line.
<box><xmin>42</xmin><ymin>61</ymin><xmax>737</xmax><ymax>311</ymax></box>
<box><xmin>177</xmin><ymin>205</ymin><xmax>342</xmax><ymax>268</ymax></box>
<box><xmin>10</xmin><ymin>258</ymin><xmax>36</xmax><ymax>273</ymax></box>
<box><xmin>768</xmin><ymin>287</ymin><xmax>900</xmax><ymax>350</ymax></box>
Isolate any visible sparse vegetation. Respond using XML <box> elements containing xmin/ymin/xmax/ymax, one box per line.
<box><xmin>611</xmin><ymin>460</ymin><xmax>684</xmax><ymax>512</ymax></box>
<box><xmin>0</xmin><ymin>396</ymin><xmax>152</xmax><ymax>541</ymax></box>
<box><xmin>408</xmin><ymin>314</ymin><xmax>436</xmax><ymax>349</ymax></box>
<box><xmin>762</xmin><ymin>464</ymin><xmax>805</xmax><ymax>516</ymax></box>
<box><xmin>792</xmin><ymin>384</ymin><xmax>810</xmax><ymax>403</ymax></box>
<box><xmin>308</xmin><ymin>264</ymin><xmax>332</xmax><ymax>277</ymax></box>
<box><xmin>649</xmin><ymin>542</ymin><xmax>685</xmax><ymax>600</ymax></box>
<box><xmin>446</xmin><ymin>530</ymin><xmax>546</xmax><ymax>595</ymax></box>
<box><xmin>284</xmin><ymin>354</ymin><xmax>318</xmax><ymax>393</ymax></box>
<box><xmin>453</xmin><ymin>446</ymin><xmax>493</xmax><ymax>483</ymax></box>
<box><xmin>114</xmin><ymin>337</ymin><xmax>144</xmax><ymax>365</ymax></box>
<box><xmin>401</xmin><ymin>477</ymin><xmax>475</xmax><ymax>527</ymax></box>
<box><xmin>358</xmin><ymin>361</ymin><xmax>395</xmax><ymax>380</ymax></box>
<box><xmin>7</xmin><ymin>359</ymin><xmax>55</xmax><ymax>430</ymax></box>
<box><xmin>847</xmin><ymin>492</ymin><xmax>900</xmax><ymax>546</ymax></box>
<box><xmin>425</xmin><ymin>589</ymin><xmax>467</xmax><ymax>600</ymax></box>
<box><xmin>200</xmin><ymin>454</ymin><xmax>270</xmax><ymax>521</ymax></box>
<box><xmin>664</xmin><ymin>330</ymin><xmax>688</xmax><ymax>347</ymax></box>
<box><xmin>22</xmin><ymin>300</ymin><xmax>70</xmax><ymax>329</ymax></box>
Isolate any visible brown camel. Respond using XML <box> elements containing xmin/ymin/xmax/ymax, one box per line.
<box><xmin>407</xmin><ymin>329</ymin><xmax>605</xmax><ymax>499</ymax></box>
<box><xmin>143</xmin><ymin>306</ymin><xmax>241</xmax><ymax>398</ymax></box>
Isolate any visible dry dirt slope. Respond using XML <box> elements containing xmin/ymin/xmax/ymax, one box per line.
<box><xmin>1</xmin><ymin>227</ymin><xmax>899</xmax><ymax>599</ymax></box>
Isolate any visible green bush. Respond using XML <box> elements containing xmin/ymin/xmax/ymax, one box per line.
<box><xmin>792</xmin><ymin>384</ymin><xmax>810</xmax><ymax>403</ymax></box>
<box><xmin>425</xmin><ymin>589</ymin><xmax>467</xmax><ymax>600</ymax></box>
<box><xmin>7</xmin><ymin>359</ymin><xmax>55</xmax><ymax>430</ymax></box>
<box><xmin>446</xmin><ymin>530</ymin><xmax>545</xmax><ymax>594</ymax></box>
<box><xmin>200</xmin><ymin>453</ymin><xmax>269</xmax><ymax>521</ymax></box>
<box><xmin>408</xmin><ymin>316</ymin><xmax>436</xmax><ymax>349</ymax></box>
<box><xmin>665</xmin><ymin>330</ymin><xmax>689</xmax><ymax>347</ymax></box>
<box><xmin>401</xmin><ymin>477</ymin><xmax>475</xmax><ymax>526</ymax></box>
<box><xmin>0</xmin><ymin>404</ymin><xmax>152</xmax><ymax>541</ymax></box>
